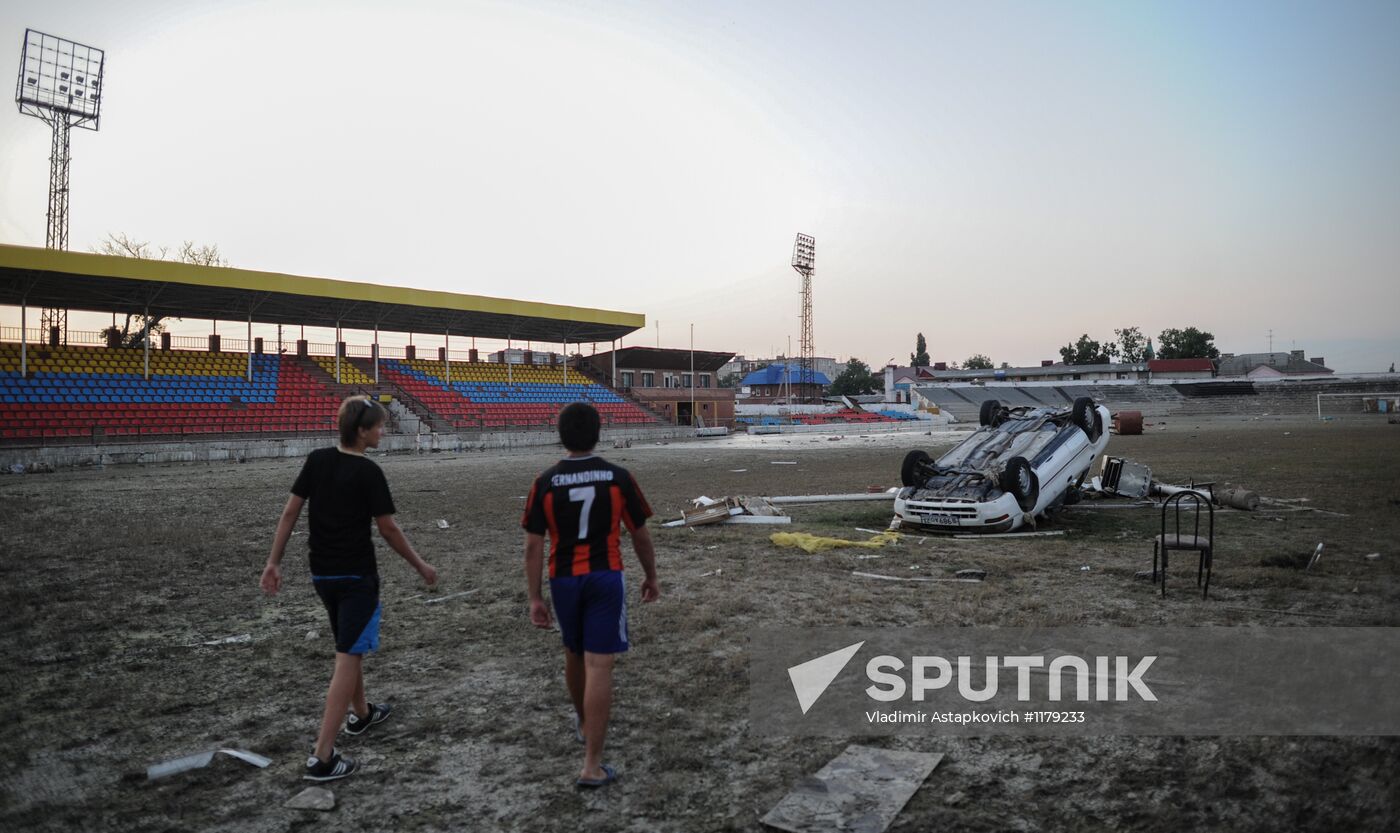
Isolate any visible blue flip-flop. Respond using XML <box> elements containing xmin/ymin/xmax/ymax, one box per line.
<box><xmin>576</xmin><ymin>764</ymin><xmax>618</xmax><ymax>788</ymax></box>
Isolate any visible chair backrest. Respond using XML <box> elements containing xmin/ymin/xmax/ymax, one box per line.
<box><xmin>1161</xmin><ymin>490</ymin><xmax>1214</xmax><ymax>546</ymax></box>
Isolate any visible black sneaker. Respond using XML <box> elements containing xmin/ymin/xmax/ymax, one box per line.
<box><xmin>344</xmin><ymin>702</ymin><xmax>392</xmax><ymax>736</ymax></box>
<box><xmin>304</xmin><ymin>750</ymin><xmax>357</xmax><ymax>781</ymax></box>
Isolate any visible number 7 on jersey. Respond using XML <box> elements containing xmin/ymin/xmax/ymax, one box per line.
<box><xmin>569</xmin><ymin>486</ymin><xmax>596</xmax><ymax>539</ymax></box>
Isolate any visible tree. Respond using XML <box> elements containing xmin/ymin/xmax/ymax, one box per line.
<box><xmin>910</xmin><ymin>333</ymin><xmax>930</xmax><ymax>367</ymax></box>
<box><xmin>1114</xmin><ymin>327</ymin><xmax>1148</xmax><ymax>363</ymax></box>
<box><xmin>963</xmin><ymin>354</ymin><xmax>994</xmax><ymax>370</ymax></box>
<box><xmin>1058</xmin><ymin>334</ymin><xmax>1116</xmax><ymax>365</ymax></box>
<box><xmin>829</xmin><ymin>358</ymin><xmax>880</xmax><ymax>397</ymax></box>
<box><xmin>717</xmin><ymin>372</ymin><xmax>742</xmax><ymax>388</ymax></box>
<box><xmin>1156</xmin><ymin>327</ymin><xmax>1219</xmax><ymax>360</ymax></box>
<box><xmin>93</xmin><ymin>233</ymin><xmax>228</xmax><ymax>347</ymax></box>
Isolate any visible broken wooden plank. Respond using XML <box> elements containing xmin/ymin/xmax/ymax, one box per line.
<box><xmin>761</xmin><ymin>745</ymin><xmax>943</xmax><ymax>833</ymax></box>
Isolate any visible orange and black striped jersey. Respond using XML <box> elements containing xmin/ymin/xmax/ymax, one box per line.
<box><xmin>521</xmin><ymin>455</ymin><xmax>653</xmax><ymax>578</ymax></box>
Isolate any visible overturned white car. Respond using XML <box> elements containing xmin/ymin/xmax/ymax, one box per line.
<box><xmin>894</xmin><ymin>397</ymin><xmax>1111</xmax><ymax>533</ymax></box>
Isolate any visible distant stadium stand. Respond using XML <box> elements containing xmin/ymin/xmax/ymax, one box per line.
<box><xmin>0</xmin><ymin>243</ymin><xmax>661</xmax><ymax>447</ymax></box>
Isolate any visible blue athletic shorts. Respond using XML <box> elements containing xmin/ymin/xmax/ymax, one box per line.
<box><xmin>312</xmin><ymin>575</ymin><xmax>381</xmax><ymax>655</ymax></box>
<box><xmin>549</xmin><ymin>570</ymin><xmax>628</xmax><ymax>655</ymax></box>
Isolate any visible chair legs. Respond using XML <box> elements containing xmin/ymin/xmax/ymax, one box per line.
<box><xmin>1155</xmin><ymin>546</ymin><xmax>1212</xmax><ymax>600</ymax></box>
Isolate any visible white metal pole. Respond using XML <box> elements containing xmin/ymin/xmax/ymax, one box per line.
<box><xmin>611</xmin><ymin>339</ymin><xmax>616</xmax><ymax>387</ymax></box>
<box><xmin>20</xmin><ymin>300</ymin><xmax>27</xmax><ymax>377</ymax></box>
<box><xmin>444</xmin><ymin>329</ymin><xmax>450</xmax><ymax>383</ymax></box>
<box><xmin>373</xmin><ymin>322</ymin><xmax>379</xmax><ymax>384</ymax></box>
<box><xmin>143</xmin><ymin>305</ymin><xmax>150</xmax><ymax>380</ymax></box>
<box><xmin>690</xmin><ymin>323</ymin><xmax>695</xmax><ymax>427</ymax></box>
<box><xmin>246</xmin><ymin>311</ymin><xmax>253</xmax><ymax>381</ymax></box>
<box><xmin>507</xmin><ymin>337</ymin><xmax>513</xmax><ymax>385</ymax></box>
<box><xmin>563</xmin><ymin>341</ymin><xmax>568</xmax><ymax>387</ymax></box>
<box><xmin>335</xmin><ymin>321</ymin><xmax>342</xmax><ymax>384</ymax></box>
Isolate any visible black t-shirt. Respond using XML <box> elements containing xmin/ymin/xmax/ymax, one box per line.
<box><xmin>291</xmin><ymin>447</ymin><xmax>396</xmax><ymax>577</ymax></box>
<box><xmin>521</xmin><ymin>455</ymin><xmax>652</xmax><ymax>578</ymax></box>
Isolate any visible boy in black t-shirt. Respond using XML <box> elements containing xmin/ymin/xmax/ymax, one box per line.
<box><xmin>261</xmin><ymin>395</ymin><xmax>438</xmax><ymax>781</ymax></box>
<box><xmin>522</xmin><ymin>402</ymin><xmax>660</xmax><ymax>788</ymax></box>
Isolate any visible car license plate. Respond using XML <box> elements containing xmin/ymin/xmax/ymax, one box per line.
<box><xmin>917</xmin><ymin>513</ymin><xmax>959</xmax><ymax>526</ymax></box>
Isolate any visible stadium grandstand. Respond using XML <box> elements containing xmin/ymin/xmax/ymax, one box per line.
<box><xmin>0</xmin><ymin>244</ymin><xmax>667</xmax><ymax>449</ymax></box>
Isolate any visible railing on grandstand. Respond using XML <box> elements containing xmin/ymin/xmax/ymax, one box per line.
<box><xmin>1</xmin><ymin>421</ymin><xmax>338</xmax><ymax>447</ymax></box>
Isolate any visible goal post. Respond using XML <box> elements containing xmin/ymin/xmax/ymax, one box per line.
<box><xmin>1316</xmin><ymin>392</ymin><xmax>1400</xmax><ymax>420</ymax></box>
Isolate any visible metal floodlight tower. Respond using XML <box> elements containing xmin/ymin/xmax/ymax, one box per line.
<box><xmin>791</xmin><ymin>233</ymin><xmax>815</xmax><ymax>403</ymax></box>
<box><xmin>16</xmin><ymin>28</ymin><xmax>106</xmax><ymax>343</ymax></box>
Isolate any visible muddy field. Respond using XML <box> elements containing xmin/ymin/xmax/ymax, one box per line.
<box><xmin>3</xmin><ymin>416</ymin><xmax>1398</xmax><ymax>832</ymax></box>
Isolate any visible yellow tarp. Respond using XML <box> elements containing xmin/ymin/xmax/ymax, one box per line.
<box><xmin>769</xmin><ymin>530</ymin><xmax>901</xmax><ymax>553</ymax></box>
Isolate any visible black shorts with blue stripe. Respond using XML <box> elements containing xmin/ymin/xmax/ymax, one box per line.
<box><xmin>312</xmin><ymin>575</ymin><xmax>381</xmax><ymax>655</ymax></box>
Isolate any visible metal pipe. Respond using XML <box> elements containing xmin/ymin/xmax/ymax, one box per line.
<box><xmin>373</xmin><ymin>322</ymin><xmax>379</xmax><ymax>384</ymax></box>
<box><xmin>335</xmin><ymin>321</ymin><xmax>341</xmax><ymax>384</ymax></box>
<box><xmin>246</xmin><ymin>311</ymin><xmax>252</xmax><ymax>381</ymax></box>
<box><xmin>143</xmin><ymin>305</ymin><xmax>150</xmax><ymax>380</ymax></box>
<box><xmin>20</xmin><ymin>300</ymin><xmax>26</xmax><ymax>377</ymax></box>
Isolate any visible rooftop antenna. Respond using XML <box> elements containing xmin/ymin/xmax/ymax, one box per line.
<box><xmin>15</xmin><ymin>28</ymin><xmax>106</xmax><ymax>344</ymax></box>
<box><xmin>791</xmin><ymin>233</ymin><xmax>815</xmax><ymax>403</ymax></box>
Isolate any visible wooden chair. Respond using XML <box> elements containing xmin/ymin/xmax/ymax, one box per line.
<box><xmin>1152</xmin><ymin>491</ymin><xmax>1214</xmax><ymax>598</ymax></box>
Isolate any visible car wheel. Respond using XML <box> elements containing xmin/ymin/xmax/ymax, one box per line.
<box><xmin>1001</xmin><ymin>456</ymin><xmax>1039</xmax><ymax>511</ymax></box>
<box><xmin>1072</xmin><ymin>397</ymin><xmax>1099</xmax><ymax>441</ymax></box>
<box><xmin>979</xmin><ymin>399</ymin><xmax>1002</xmax><ymax>427</ymax></box>
<box><xmin>901</xmin><ymin>449</ymin><xmax>932</xmax><ymax>487</ymax></box>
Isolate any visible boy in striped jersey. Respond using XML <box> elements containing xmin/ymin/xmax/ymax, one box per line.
<box><xmin>522</xmin><ymin>402</ymin><xmax>660</xmax><ymax>788</ymax></box>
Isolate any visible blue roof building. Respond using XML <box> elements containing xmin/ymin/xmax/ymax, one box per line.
<box><xmin>740</xmin><ymin>363</ymin><xmax>831</xmax><ymax>387</ymax></box>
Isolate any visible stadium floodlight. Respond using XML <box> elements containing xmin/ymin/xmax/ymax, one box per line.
<box><xmin>791</xmin><ymin>233</ymin><xmax>815</xmax><ymax>274</ymax></box>
<box><xmin>16</xmin><ymin>29</ymin><xmax>104</xmax><ymax>128</ymax></box>
<box><xmin>15</xmin><ymin>28</ymin><xmax>106</xmax><ymax>341</ymax></box>
<box><xmin>790</xmin><ymin>233</ymin><xmax>815</xmax><ymax>402</ymax></box>
<box><xmin>15</xmin><ymin>28</ymin><xmax>106</xmax><ymax>257</ymax></box>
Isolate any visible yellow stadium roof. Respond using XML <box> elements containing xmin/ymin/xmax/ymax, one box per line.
<box><xmin>0</xmin><ymin>243</ymin><xmax>644</xmax><ymax>343</ymax></box>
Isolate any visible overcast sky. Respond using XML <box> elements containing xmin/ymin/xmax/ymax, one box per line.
<box><xmin>2</xmin><ymin>0</ymin><xmax>1397</xmax><ymax>371</ymax></box>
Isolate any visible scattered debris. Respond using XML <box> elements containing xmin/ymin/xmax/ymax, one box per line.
<box><xmin>955</xmin><ymin>569</ymin><xmax>987</xmax><ymax>580</ymax></box>
<box><xmin>424</xmin><ymin>589</ymin><xmax>478</xmax><ymax>605</ymax></box>
<box><xmin>1112</xmin><ymin>410</ymin><xmax>1144</xmax><ymax>435</ymax></box>
<box><xmin>1099</xmin><ymin>456</ymin><xmax>1153</xmax><ymax>498</ymax></box>
<box><xmin>771</xmin><ymin>461</ymin><xmax>799</xmax><ymax>465</ymax></box>
<box><xmin>1134</xmin><ymin>570</ymin><xmax>1154</xmax><ymax>581</ymax></box>
<box><xmin>698</xmin><ymin>569</ymin><xmax>723</xmax><ymax>578</ymax></box>
<box><xmin>285</xmin><ymin>786</ymin><xmax>336</xmax><ymax>811</ymax></box>
<box><xmin>436</xmin><ymin>519</ymin><xmax>451</xmax><ymax>529</ymax></box>
<box><xmin>1306</xmin><ymin>542</ymin><xmax>1324</xmax><ymax>572</ymax></box>
<box><xmin>1216</xmin><ymin>488</ymin><xmax>1260</xmax><ymax>511</ymax></box>
<box><xmin>767</xmin><ymin>491</ymin><xmax>897</xmax><ymax>505</ymax></box>
<box><xmin>852</xmin><ymin>571</ymin><xmax>983</xmax><ymax>583</ymax></box>
<box><xmin>954</xmin><ymin>530</ymin><xmax>1065</xmax><ymax>539</ymax></box>
<box><xmin>304</xmin><ymin>630</ymin><xmax>318</xmax><ymax>641</ymax></box>
<box><xmin>761</xmin><ymin>745</ymin><xmax>942</xmax><ymax>833</ymax></box>
<box><xmin>147</xmin><ymin>748</ymin><xmax>272</xmax><ymax>780</ymax></box>
<box><xmin>1365</xmin><ymin>553</ymin><xmax>1381</xmax><ymax>561</ymax></box>
<box><xmin>198</xmin><ymin>634</ymin><xmax>252</xmax><ymax>646</ymax></box>
<box><xmin>1079</xmin><ymin>565</ymin><xmax>1092</xmax><ymax>572</ymax></box>
<box><xmin>773</xmin><ymin>530</ymin><xmax>901</xmax><ymax>553</ymax></box>
<box><xmin>7</xmin><ymin>463</ymin><xmax>23</xmax><ymax>474</ymax></box>
<box><xmin>665</xmin><ymin>496</ymin><xmax>792</xmax><ymax>527</ymax></box>
<box><xmin>729</xmin><ymin>469</ymin><xmax>748</xmax><ymax>473</ymax></box>
<box><xmin>26</xmin><ymin>460</ymin><xmax>55</xmax><ymax>474</ymax></box>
